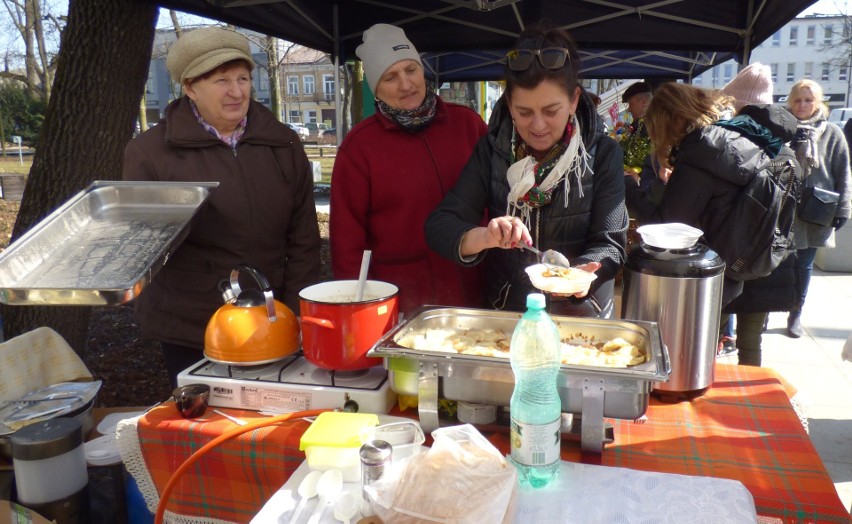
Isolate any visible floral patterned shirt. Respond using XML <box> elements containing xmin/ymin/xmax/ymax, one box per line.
<box><xmin>189</xmin><ymin>99</ymin><xmax>247</xmax><ymax>151</ymax></box>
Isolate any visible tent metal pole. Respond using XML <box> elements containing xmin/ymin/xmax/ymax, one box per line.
<box><xmin>741</xmin><ymin>0</ymin><xmax>755</xmax><ymax>65</ymax></box>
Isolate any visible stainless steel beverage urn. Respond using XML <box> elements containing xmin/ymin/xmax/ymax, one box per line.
<box><xmin>621</xmin><ymin>242</ymin><xmax>725</xmax><ymax>401</ymax></box>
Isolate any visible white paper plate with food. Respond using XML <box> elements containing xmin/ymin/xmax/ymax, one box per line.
<box><xmin>525</xmin><ymin>263</ymin><xmax>597</xmax><ymax>295</ymax></box>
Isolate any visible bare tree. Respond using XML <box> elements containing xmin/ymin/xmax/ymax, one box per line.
<box><xmin>169</xmin><ymin>8</ymin><xmax>182</xmax><ymax>38</ymax></box>
<box><xmin>351</xmin><ymin>60</ymin><xmax>364</xmax><ymax>126</ymax></box>
<box><xmin>266</xmin><ymin>35</ymin><xmax>282</xmax><ymax>120</ymax></box>
<box><xmin>816</xmin><ymin>12</ymin><xmax>852</xmax><ymax>105</ymax></box>
<box><xmin>0</xmin><ymin>0</ymin><xmax>157</xmax><ymax>352</ymax></box>
<box><xmin>0</xmin><ymin>0</ymin><xmax>61</xmax><ymax>100</ymax></box>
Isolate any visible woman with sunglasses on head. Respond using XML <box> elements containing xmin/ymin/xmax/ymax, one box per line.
<box><xmin>425</xmin><ymin>22</ymin><xmax>628</xmax><ymax>317</ymax></box>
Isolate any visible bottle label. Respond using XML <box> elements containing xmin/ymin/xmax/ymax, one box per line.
<box><xmin>509</xmin><ymin>416</ymin><xmax>561</xmax><ymax>466</ymax></box>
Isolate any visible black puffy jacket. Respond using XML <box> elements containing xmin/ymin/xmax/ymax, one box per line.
<box><xmin>425</xmin><ymin>90</ymin><xmax>628</xmax><ymax>316</ymax></box>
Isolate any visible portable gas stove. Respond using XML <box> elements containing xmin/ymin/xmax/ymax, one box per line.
<box><xmin>176</xmin><ymin>353</ymin><xmax>396</xmax><ymax>414</ymax></box>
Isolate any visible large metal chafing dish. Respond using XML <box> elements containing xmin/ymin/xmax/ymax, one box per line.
<box><xmin>368</xmin><ymin>306</ymin><xmax>670</xmax><ymax>452</ymax></box>
<box><xmin>0</xmin><ymin>181</ymin><xmax>217</xmax><ymax>306</ymax></box>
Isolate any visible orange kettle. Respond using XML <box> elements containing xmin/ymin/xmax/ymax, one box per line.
<box><xmin>204</xmin><ymin>265</ymin><xmax>300</xmax><ymax>365</ymax></box>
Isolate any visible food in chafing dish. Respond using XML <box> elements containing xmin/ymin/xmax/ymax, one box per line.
<box><xmin>397</xmin><ymin>328</ymin><xmax>510</xmax><ymax>358</ymax></box>
<box><xmin>396</xmin><ymin>329</ymin><xmax>646</xmax><ymax>367</ymax></box>
<box><xmin>560</xmin><ymin>337</ymin><xmax>646</xmax><ymax>367</ymax></box>
<box><xmin>524</xmin><ymin>263</ymin><xmax>597</xmax><ymax>295</ymax></box>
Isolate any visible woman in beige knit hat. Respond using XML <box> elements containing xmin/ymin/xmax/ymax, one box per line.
<box><xmin>122</xmin><ymin>26</ymin><xmax>320</xmax><ymax>388</ymax></box>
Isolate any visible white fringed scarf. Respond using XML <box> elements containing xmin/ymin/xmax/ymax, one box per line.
<box><xmin>506</xmin><ymin>120</ymin><xmax>591</xmax><ymax>229</ymax></box>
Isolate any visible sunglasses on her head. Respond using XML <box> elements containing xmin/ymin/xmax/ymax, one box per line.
<box><xmin>506</xmin><ymin>47</ymin><xmax>572</xmax><ymax>71</ymax></box>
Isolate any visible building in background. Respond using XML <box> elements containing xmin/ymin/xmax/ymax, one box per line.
<box><xmin>437</xmin><ymin>81</ymin><xmax>503</xmax><ymax>123</ymax></box>
<box><xmin>694</xmin><ymin>14</ymin><xmax>851</xmax><ymax>110</ymax></box>
<box><xmin>280</xmin><ymin>46</ymin><xmax>337</xmax><ymax>129</ymax></box>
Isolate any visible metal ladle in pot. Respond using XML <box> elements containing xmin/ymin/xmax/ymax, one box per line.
<box><xmin>354</xmin><ymin>250</ymin><xmax>372</xmax><ymax>302</ymax></box>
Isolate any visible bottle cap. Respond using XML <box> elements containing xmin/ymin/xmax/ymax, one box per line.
<box><xmin>526</xmin><ymin>293</ymin><xmax>546</xmax><ymax>310</ymax></box>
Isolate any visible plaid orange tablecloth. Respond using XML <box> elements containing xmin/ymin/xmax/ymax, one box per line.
<box><xmin>483</xmin><ymin>364</ymin><xmax>848</xmax><ymax>524</ymax></box>
<box><xmin>120</xmin><ymin>363</ymin><xmax>850</xmax><ymax>524</ymax></box>
<box><xmin>117</xmin><ymin>407</ymin><xmax>313</xmax><ymax>523</ymax></box>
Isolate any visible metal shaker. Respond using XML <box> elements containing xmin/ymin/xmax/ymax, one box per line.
<box><xmin>360</xmin><ymin>439</ymin><xmax>392</xmax><ymax>503</ymax></box>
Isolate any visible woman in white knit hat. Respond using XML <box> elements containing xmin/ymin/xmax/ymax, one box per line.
<box><xmin>123</xmin><ymin>26</ymin><xmax>320</xmax><ymax>387</ymax></box>
<box><xmin>330</xmin><ymin>23</ymin><xmax>488</xmax><ymax>315</ymax></box>
<box><xmin>784</xmin><ymin>79</ymin><xmax>851</xmax><ymax>338</ymax></box>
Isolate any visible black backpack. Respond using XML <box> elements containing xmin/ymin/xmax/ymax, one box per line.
<box><xmin>709</xmin><ymin>148</ymin><xmax>801</xmax><ymax>282</ymax></box>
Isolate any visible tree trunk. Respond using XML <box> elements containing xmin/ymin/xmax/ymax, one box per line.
<box><xmin>352</xmin><ymin>60</ymin><xmax>363</xmax><ymax>125</ymax></box>
<box><xmin>31</xmin><ymin>0</ymin><xmax>51</xmax><ymax>101</ymax></box>
<box><xmin>139</xmin><ymin>92</ymin><xmax>148</xmax><ymax>132</ymax></box>
<box><xmin>266</xmin><ymin>35</ymin><xmax>281</xmax><ymax>121</ymax></box>
<box><xmin>22</xmin><ymin>0</ymin><xmax>38</xmax><ymax>95</ymax></box>
<box><xmin>0</xmin><ymin>0</ymin><xmax>158</xmax><ymax>353</ymax></box>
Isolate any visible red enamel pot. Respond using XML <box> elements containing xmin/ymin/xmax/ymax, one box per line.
<box><xmin>299</xmin><ymin>280</ymin><xmax>399</xmax><ymax>370</ymax></box>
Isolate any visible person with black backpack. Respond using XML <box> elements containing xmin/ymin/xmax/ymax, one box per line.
<box><xmin>717</xmin><ymin>64</ymin><xmax>804</xmax><ymax>366</ymax></box>
<box><xmin>625</xmin><ymin>82</ymin><xmax>774</xmax><ymax>307</ymax></box>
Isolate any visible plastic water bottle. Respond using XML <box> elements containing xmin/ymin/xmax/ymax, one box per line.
<box><xmin>509</xmin><ymin>293</ymin><xmax>562</xmax><ymax>488</ymax></box>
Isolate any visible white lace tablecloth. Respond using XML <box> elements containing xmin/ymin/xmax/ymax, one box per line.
<box><xmin>254</xmin><ymin>459</ymin><xmax>757</xmax><ymax>523</ymax></box>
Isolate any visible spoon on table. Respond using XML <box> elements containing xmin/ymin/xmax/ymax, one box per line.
<box><xmin>333</xmin><ymin>492</ymin><xmax>360</xmax><ymax>524</ymax></box>
<box><xmin>286</xmin><ymin>470</ymin><xmax>321</xmax><ymax>524</ymax></box>
<box><xmin>307</xmin><ymin>469</ymin><xmax>343</xmax><ymax>524</ymax></box>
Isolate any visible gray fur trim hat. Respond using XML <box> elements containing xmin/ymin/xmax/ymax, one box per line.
<box><xmin>166</xmin><ymin>26</ymin><xmax>255</xmax><ymax>84</ymax></box>
<box><xmin>356</xmin><ymin>23</ymin><xmax>422</xmax><ymax>94</ymax></box>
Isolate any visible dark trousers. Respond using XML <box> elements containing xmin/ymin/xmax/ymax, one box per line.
<box><xmin>736</xmin><ymin>312</ymin><xmax>768</xmax><ymax>366</ymax></box>
<box><xmin>792</xmin><ymin>247</ymin><xmax>818</xmax><ymax>311</ymax></box>
<box><xmin>161</xmin><ymin>342</ymin><xmax>205</xmax><ymax>390</ymax></box>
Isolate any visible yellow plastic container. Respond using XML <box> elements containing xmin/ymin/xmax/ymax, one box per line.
<box><xmin>299</xmin><ymin>412</ymin><xmax>380</xmax><ymax>482</ymax></box>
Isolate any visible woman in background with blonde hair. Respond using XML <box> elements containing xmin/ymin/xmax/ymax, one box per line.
<box><xmin>784</xmin><ymin>79</ymin><xmax>851</xmax><ymax>338</ymax></box>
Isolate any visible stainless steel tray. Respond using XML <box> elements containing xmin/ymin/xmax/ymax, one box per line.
<box><xmin>368</xmin><ymin>306</ymin><xmax>670</xmax><ymax>452</ymax></box>
<box><xmin>0</xmin><ymin>181</ymin><xmax>218</xmax><ymax>305</ymax></box>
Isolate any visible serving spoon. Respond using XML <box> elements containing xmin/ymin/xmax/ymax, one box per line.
<box><xmin>518</xmin><ymin>244</ymin><xmax>572</xmax><ymax>268</ymax></box>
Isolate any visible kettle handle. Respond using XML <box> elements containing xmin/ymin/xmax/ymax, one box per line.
<box><xmin>229</xmin><ymin>265</ymin><xmax>278</xmax><ymax>322</ymax></box>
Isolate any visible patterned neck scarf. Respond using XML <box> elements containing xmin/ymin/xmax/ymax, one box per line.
<box><xmin>189</xmin><ymin>99</ymin><xmax>247</xmax><ymax>151</ymax></box>
<box><xmin>375</xmin><ymin>87</ymin><xmax>438</xmax><ymax>133</ymax></box>
<box><xmin>506</xmin><ymin>116</ymin><xmax>590</xmax><ymax>228</ymax></box>
<box><xmin>509</xmin><ymin>118</ymin><xmax>577</xmax><ymax>208</ymax></box>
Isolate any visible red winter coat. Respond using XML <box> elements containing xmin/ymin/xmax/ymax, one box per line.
<box><xmin>330</xmin><ymin>98</ymin><xmax>487</xmax><ymax>315</ymax></box>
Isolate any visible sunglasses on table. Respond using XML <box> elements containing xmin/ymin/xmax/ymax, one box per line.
<box><xmin>506</xmin><ymin>47</ymin><xmax>572</xmax><ymax>71</ymax></box>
